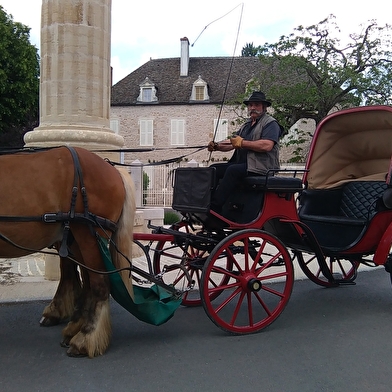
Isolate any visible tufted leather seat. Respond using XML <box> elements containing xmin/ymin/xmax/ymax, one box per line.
<box><xmin>298</xmin><ymin>181</ymin><xmax>389</xmax><ymax>250</ymax></box>
<box><xmin>340</xmin><ymin>181</ymin><xmax>387</xmax><ymax>220</ymax></box>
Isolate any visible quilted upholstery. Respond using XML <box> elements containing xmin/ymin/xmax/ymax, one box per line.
<box><xmin>340</xmin><ymin>181</ymin><xmax>387</xmax><ymax>220</ymax></box>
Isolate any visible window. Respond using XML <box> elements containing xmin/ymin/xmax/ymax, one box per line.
<box><xmin>213</xmin><ymin>119</ymin><xmax>228</xmax><ymax>142</ymax></box>
<box><xmin>137</xmin><ymin>77</ymin><xmax>158</xmax><ymax>103</ymax></box>
<box><xmin>110</xmin><ymin>119</ymin><xmax>120</xmax><ymax>134</ymax></box>
<box><xmin>195</xmin><ymin>86</ymin><xmax>204</xmax><ymax>101</ymax></box>
<box><xmin>142</xmin><ymin>88</ymin><xmax>152</xmax><ymax>102</ymax></box>
<box><xmin>139</xmin><ymin>119</ymin><xmax>153</xmax><ymax>146</ymax></box>
<box><xmin>171</xmin><ymin>119</ymin><xmax>185</xmax><ymax>145</ymax></box>
<box><xmin>190</xmin><ymin>76</ymin><xmax>209</xmax><ymax>101</ymax></box>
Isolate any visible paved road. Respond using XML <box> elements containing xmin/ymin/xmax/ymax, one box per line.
<box><xmin>0</xmin><ymin>267</ymin><xmax>391</xmax><ymax>392</ymax></box>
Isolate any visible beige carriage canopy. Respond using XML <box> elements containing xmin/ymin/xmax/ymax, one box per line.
<box><xmin>305</xmin><ymin>105</ymin><xmax>392</xmax><ymax>189</ymax></box>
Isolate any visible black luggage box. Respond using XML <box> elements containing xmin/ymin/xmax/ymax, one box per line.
<box><xmin>172</xmin><ymin>167</ymin><xmax>216</xmax><ymax>213</ymax></box>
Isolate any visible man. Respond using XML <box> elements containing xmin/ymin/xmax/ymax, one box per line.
<box><xmin>207</xmin><ymin>91</ymin><xmax>282</xmax><ymax>213</ymax></box>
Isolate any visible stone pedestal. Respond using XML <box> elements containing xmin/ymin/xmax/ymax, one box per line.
<box><xmin>24</xmin><ymin>0</ymin><xmax>123</xmax><ymax>161</ymax></box>
<box><xmin>28</xmin><ymin>0</ymin><xmax>124</xmax><ymax>277</ymax></box>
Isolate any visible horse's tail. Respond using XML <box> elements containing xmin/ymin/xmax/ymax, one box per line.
<box><xmin>110</xmin><ymin>167</ymin><xmax>136</xmax><ymax>299</ymax></box>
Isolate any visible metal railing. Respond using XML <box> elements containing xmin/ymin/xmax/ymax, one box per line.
<box><xmin>142</xmin><ymin>162</ymin><xmax>305</xmax><ymax>207</ymax></box>
<box><xmin>143</xmin><ymin>163</ymin><xmax>178</xmax><ymax>207</ymax></box>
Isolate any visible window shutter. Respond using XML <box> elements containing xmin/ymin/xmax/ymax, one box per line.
<box><xmin>140</xmin><ymin>119</ymin><xmax>153</xmax><ymax>146</ymax></box>
<box><xmin>171</xmin><ymin>119</ymin><xmax>185</xmax><ymax>145</ymax></box>
<box><xmin>213</xmin><ymin>119</ymin><xmax>228</xmax><ymax>142</ymax></box>
<box><xmin>110</xmin><ymin>119</ymin><xmax>120</xmax><ymax>134</ymax></box>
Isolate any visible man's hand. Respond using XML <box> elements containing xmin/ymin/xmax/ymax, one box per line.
<box><xmin>230</xmin><ymin>136</ymin><xmax>243</xmax><ymax>149</ymax></box>
<box><xmin>207</xmin><ymin>141</ymin><xmax>218</xmax><ymax>152</ymax></box>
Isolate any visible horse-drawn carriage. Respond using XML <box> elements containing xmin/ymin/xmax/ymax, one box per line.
<box><xmin>1</xmin><ymin>105</ymin><xmax>392</xmax><ymax>357</ymax></box>
<box><xmin>134</xmin><ymin>104</ymin><xmax>392</xmax><ymax>335</ymax></box>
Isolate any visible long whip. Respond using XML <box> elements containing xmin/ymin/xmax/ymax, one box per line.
<box><xmin>191</xmin><ymin>4</ymin><xmax>244</xmax><ymax>165</ymax></box>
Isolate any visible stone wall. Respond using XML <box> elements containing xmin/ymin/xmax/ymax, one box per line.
<box><xmin>112</xmin><ymin>104</ymin><xmax>245</xmax><ymax>165</ymax></box>
<box><xmin>111</xmin><ymin>105</ymin><xmax>315</xmax><ymax>165</ymax></box>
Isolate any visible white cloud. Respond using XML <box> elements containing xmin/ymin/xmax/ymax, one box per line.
<box><xmin>1</xmin><ymin>0</ymin><xmax>390</xmax><ymax>83</ymax></box>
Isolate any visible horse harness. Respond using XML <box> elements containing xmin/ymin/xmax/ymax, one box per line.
<box><xmin>0</xmin><ymin>147</ymin><xmax>118</xmax><ymax>257</ymax></box>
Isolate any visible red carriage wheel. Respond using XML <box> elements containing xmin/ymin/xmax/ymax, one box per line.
<box><xmin>200</xmin><ymin>229</ymin><xmax>294</xmax><ymax>334</ymax></box>
<box><xmin>296</xmin><ymin>252</ymin><xmax>359</xmax><ymax>287</ymax></box>
<box><xmin>153</xmin><ymin>222</ymin><xmax>231</xmax><ymax>307</ymax></box>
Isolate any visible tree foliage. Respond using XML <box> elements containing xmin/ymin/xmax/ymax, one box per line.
<box><xmin>241</xmin><ymin>42</ymin><xmax>259</xmax><ymax>57</ymax></box>
<box><xmin>0</xmin><ymin>6</ymin><xmax>39</xmax><ymax>146</ymax></box>
<box><xmin>242</xmin><ymin>15</ymin><xmax>392</xmax><ymax>130</ymax></box>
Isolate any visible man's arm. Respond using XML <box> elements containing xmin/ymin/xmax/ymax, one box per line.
<box><xmin>215</xmin><ymin>140</ymin><xmax>234</xmax><ymax>152</ymax></box>
<box><xmin>231</xmin><ymin>120</ymin><xmax>280</xmax><ymax>151</ymax></box>
<box><xmin>240</xmin><ymin>138</ymin><xmax>275</xmax><ymax>152</ymax></box>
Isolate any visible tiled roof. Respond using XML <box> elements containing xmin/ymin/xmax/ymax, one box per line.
<box><xmin>111</xmin><ymin>57</ymin><xmax>267</xmax><ymax>106</ymax></box>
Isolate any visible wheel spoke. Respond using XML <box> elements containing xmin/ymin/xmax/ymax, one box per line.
<box><xmin>213</xmin><ymin>286</ymin><xmax>243</xmax><ymax>314</ymax></box>
<box><xmin>261</xmin><ymin>284</ymin><xmax>286</xmax><ymax>298</ymax></box>
<box><xmin>258</xmin><ymin>270</ymin><xmax>290</xmax><ymax>281</ymax></box>
<box><xmin>250</xmin><ymin>241</ymin><xmax>267</xmax><ymax>271</ymax></box>
<box><xmin>243</xmin><ymin>239</ymin><xmax>250</xmax><ymax>271</ymax></box>
<box><xmin>297</xmin><ymin>252</ymin><xmax>359</xmax><ymax>287</ymax></box>
<box><xmin>201</xmin><ymin>229</ymin><xmax>294</xmax><ymax>334</ymax></box>
<box><xmin>246</xmin><ymin>292</ymin><xmax>254</xmax><ymax>326</ymax></box>
<box><xmin>229</xmin><ymin>290</ymin><xmax>247</xmax><ymax>326</ymax></box>
<box><xmin>153</xmin><ymin>222</ymin><xmax>227</xmax><ymax>307</ymax></box>
<box><xmin>254</xmin><ymin>292</ymin><xmax>273</xmax><ymax>316</ymax></box>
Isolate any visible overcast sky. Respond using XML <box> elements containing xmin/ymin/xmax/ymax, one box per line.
<box><xmin>1</xmin><ymin>0</ymin><xmax>390</xmax><ymax>84</ymax></box>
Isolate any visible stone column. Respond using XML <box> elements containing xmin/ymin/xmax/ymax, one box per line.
<box><xmin>24</xmin><ymin>0</ymin><xmax>123</xmax><ymax>158</ymax></box>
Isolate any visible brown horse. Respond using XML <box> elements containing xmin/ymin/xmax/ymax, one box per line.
<box><xmin>0</xmin><ymin>146</ymin><xmax>135</xmax><ymax>357</ymax></box>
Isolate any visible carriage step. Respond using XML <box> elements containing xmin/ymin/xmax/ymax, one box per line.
<box><xmin>331</xmin><ymin>273</ymin><xmax>356</xmax><ymax>285</ymax></box>
<box><xmin>334</xmin><ymin>280</ymin><xmax>356</xmax><ymax>285</ymax></box>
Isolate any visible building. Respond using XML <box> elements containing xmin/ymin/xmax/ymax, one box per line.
<box><xmin>110</xmin><ymin>38</ymin><xmax>312</xmax><ymax>206</ymax></box>
<box><xmin>110</xmin><ymin>37</ymin><xmax>282</xmax><ymax>166</ymax></box>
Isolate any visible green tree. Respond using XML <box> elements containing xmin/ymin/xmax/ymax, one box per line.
<box><xmin>0</xmin><ymin>6</ymin><xmax>39</xmax><ymax>146</ymax></box>
<box><xmin>241</xmin><ymin>42</ymin><xmax>260</xmax><ymax>57</ymax></box>
<box><xmin>143</xmin><ymin>171</ymin><xmax>150</xmax><ymax>205</ymax></box>
<box><xmin>242</xmin><ymin>15</ymin><xmax>392</xmax><ymax>130</ymax></box>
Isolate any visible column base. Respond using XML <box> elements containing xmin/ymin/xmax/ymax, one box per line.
<box><xmin>24</xmin><ymin>127</ymin><xmax>124</xmax><ymax>148</ymax></box>
<box><xmin>24</xmin><ymin>127</ymin><xmax>124</xmax><ymax>161</ymax></box>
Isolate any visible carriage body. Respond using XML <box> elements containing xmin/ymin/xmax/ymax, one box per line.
<box><xmin>172</xmin><ymin>106</ymin><xmax>392</xmax><ymax>251</ymax></box>
<box><xmin>174</xmin><ymin>105</ymin><xmax>392</xmax><ymax>264</ymax></box>
<box><xmin>144</xmin><ymin>105</ymin><xmax>392</xmax><ymax>334</ymax></box>
<box><xmin>300</xmin><ymin>104</ymin><xmax>392</xmax><ymax>259</ymax></box>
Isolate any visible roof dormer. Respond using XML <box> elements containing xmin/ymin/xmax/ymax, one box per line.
<box><xmin>190</xmin><ymin>76</ymin><xmax>209</xmax><ymax>102</ymax></box>
<box><xmin>137</xmin><ymin>77</ymin><xmax>158</xmax><ymax>103</ymax></box>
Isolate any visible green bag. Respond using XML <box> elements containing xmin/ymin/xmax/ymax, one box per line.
<box><xmin>98</xmin><ymin>236</ymin><xmax>182</xmax><ymax>326</ymax></box>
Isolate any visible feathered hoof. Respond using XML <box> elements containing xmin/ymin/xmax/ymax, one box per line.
<box><xmin>40</xmin><ymin>316</ymin><xmax>60</xmax><ymax>327</ymax></box>
<box><xmin>60</xmin><ymin>338</ymin><xmax>70</xmax><ymax>348</ymax></box>
<box><xmin>66</xmin><ymin>345</ymin><xmax>88</xmax><ymax>358</ymax></box>
<box><xmin>61</xmin><ymin>337</ymin><xmax>88</xmax><ymax>357</ymax></box>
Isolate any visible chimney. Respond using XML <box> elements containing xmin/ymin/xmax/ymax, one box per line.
<box><xmin>180</xmin><ymin>37</ymin><xmax>189</xmax><ymax>77</ymax></box>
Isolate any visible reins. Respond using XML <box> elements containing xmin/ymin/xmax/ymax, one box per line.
<box><xmin>103</xmin><ymin>145</ymin><xmax>207</xmax><ymax>167</ymax></box>
<box><xmin>0</xmin><ymin>230</ymin><xmax>133</xmax><ymax>277</ymax></box>
<box><xmin>0</xmin><ymin>145</ymin><xmax>208</xmax><ymax>168</ymax></box>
